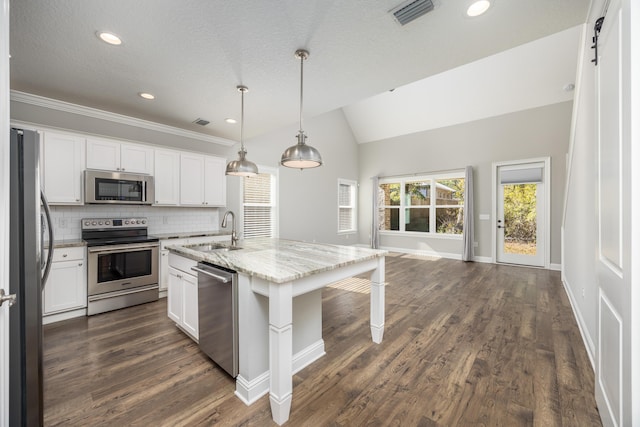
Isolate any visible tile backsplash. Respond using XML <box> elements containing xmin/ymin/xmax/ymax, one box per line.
<box><xmin>50</xmin><ymin>205</ymin><xmax>222</xmax><ymax>240</ymax></box>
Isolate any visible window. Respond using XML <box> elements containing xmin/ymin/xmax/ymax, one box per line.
<box><xmin>378</xmin><ymin>172</ymin><xmax>464</xmax><ymax>236</ymax></box>
<box><xmin>242</xmin><ymin>168</ymin><xmax>277</xmax><ymax>239</ymax></box>
<box><xmin>338</xmin><ymin>179</ymin><xmax>357</xmax><ymax>233</ymax></box>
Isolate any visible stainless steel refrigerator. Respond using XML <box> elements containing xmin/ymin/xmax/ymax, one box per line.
<box><xmin>9</xmin><ymin>128</ymin><xmax>54</xmax><ymax>426</ymax></box>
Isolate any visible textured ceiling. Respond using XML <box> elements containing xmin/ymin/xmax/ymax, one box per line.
<box><xmin>9</xmin><ymin>0</ymin><xmax>589</xmax><ymax>143</ymax></box>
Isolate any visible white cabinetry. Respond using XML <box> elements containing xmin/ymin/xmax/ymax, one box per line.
<box><xmin>41</xmin><ymin>131</ymin><xmax>85</xmax><ymax>205</ymax></box>
<box><xmin>43</xmin><ymin>247</ymin><xmax>87</xmax><ymax>322</ymax></box>
<box><xmin>180</xmin><ymin>153</ymin><xmax>226</xmax><ymax>206</ymax></box>
<box><xmin>167</xmin><ymin>253</ymin><xmax>199</xmax><ymax>340</ymax></box>
<box><xmin>153</xmin><ymin>149</ymin><xmax>180</xmax><ymax>205</ymax></box>
<box><xmin>159</xmin><ymin>235</ymin><xmax>228</xmax><ymax>295</ymax></box>
<box><xmin>86</xmin><ymin>138</ymin><xmax>153</xmax><ymax>174</ymax></box>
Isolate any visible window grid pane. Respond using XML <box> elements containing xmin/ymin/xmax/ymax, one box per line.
<box><xmin>379</xmin><ymin>174</ymin><xmax>465</xmax><ymax>235</ymax></box>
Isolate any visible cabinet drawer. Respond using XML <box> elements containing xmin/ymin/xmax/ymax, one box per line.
<box><xmin>52</xmin><ymin>246</ymin><xmax>85</xmax><ymax>262</ymax></box>
<box><xmin>168</xmin><ymin>252</ymin><xmax>197</xmax><ymax>276</ymax></box>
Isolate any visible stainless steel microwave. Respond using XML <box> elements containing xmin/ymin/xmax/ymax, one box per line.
<box><xmin>84</xmin><ymin>170</ymin><xmax>154</xmax><ymax>205</ymax></box>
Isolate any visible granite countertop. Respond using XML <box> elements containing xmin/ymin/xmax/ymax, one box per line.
<box><xmin>167</xmin><ymin>238</ymin><xmax>387</xmax><ymax>284</ymax></box>
<box><xmin>154</xmin><ymin>230</ymin><xmax>232</xmax><ymax>240</ymax></box>
<box><xmin>46</xmin><ymin>239</ymin><xmax>87</xmax><ymax>249</ymax></box>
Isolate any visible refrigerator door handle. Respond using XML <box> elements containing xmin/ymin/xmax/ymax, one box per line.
<box><xmin>40</xmin><ymin>191</ymin><xmax>54</xmax><ymax>288</ymax></box>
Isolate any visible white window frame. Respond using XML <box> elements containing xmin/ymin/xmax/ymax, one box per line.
<box><xmin>240</xmin><ymin>165</ymin><xmax>279</xmax><ymax>239</ymax></box>
<box><xmin>337</xmin><ymin>178</ymin><xmax>357</xmax><ymax>234</ymax></box>
<box><xmin>379</xmin><ymin>171</ymin><xmax>465</xmax><ymax>239</ymax></box>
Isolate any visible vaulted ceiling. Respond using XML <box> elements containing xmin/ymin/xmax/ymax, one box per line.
<box><xmin>10</xmin><ymin>0</ymin><xmax>589</xmax><ymax>144</ymax></box>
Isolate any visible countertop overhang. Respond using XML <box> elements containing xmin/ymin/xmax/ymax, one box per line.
<box><xmin>167</xmin><ymin>238</ymin><xmax>387</xmax><ymax>284</ymax></box>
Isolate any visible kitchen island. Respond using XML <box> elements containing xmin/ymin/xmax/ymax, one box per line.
<box><xmin>167</xmin><ymin>238</ymin><xmax>386</xmax><ymax>425</ymax></box>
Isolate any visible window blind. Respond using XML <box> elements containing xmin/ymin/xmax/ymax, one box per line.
<box><xmin>243</xmin><ymin>172</ymin><xmax>274</xmax><ymax>239</ymax></box>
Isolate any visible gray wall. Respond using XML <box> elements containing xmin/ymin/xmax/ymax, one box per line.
<box><xmin>225</xmin><ymin>108</ymin><xmax>360</xmax><ymax>245</ymax></box>
<box><xmin>358</xmin><ymin>101</ymin><xmax>572</xmax><ymax>264</ymax></box>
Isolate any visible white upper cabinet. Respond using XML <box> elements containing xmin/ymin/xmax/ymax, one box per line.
<box><xmin>86</xmin><ymin>137</ymin><xmax>153</xmax><ymax>174</ymax></box>
<box><xmin>180</xmin><ymin>153</ymin><xmax>205</xmax><ymax>206</ymax></box>
<box><xmin>204</xmin><ymin>155</ymin><xmax>226</xmax><ymax>206</ymax></box>
<box><xmin>153</xmin><ymin>149</ymin><xmax>180</xmax><ymax>205</ymax></box>
<box><xmin>180</xmin><ymin>153</ymin><xmax>226</xmax><ymax>206</ymax></box>
<box><xmin>41</xmin><ymin>131</ymin><xmax>85</xmax><ymax>205</ymax></box>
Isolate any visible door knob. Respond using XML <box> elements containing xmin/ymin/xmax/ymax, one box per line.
<box><xmin>0</xmin><ymin>289</ymin><xmax>17</xmax><ymax>308</ymax></box>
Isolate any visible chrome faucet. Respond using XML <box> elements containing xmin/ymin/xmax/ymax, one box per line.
<box><xmin>221</xmin><ymin>210</ymin><xmax>238</xmax><ymax>247</ymax></box>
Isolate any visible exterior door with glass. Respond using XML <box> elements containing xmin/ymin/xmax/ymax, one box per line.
<box><xmin>495</xmin><ymin>160</ymin><xmax>548</xmax><ymax>268</ymax></box>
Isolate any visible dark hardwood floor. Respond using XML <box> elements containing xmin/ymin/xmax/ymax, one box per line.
<box><xmin>43</xmin><ymin>254</ymin><xmax>602</xmax><ymax>426</ymax></box>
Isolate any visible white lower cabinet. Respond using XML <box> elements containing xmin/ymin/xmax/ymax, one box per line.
<box><xmin>43</xmin><ymin>247</ymin><xmax>87</xmax><ymax>321</ymax></box>
<box><xmin>159</xmin><ymin>235</ymin><xmax>229</xmax><ymax>295</ymax></box>
<box><xmin>167</xmin><ymin>253</ymin><xmax>199</xmax><ymax>341</ymax></box>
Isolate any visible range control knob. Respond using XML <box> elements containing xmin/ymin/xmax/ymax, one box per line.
<box><xmin>98</xmin><ymin>221</ymin><xmax>103</xmax><ymax>225</ymax></box>
<box><xmin>125</xmin><ymin>220</ymin><xmax>130</xmax><ymax>225</ymax></box>
<box><xmin>84</xmin><ymin>221</ymin><xmax>90</xmax><ymax>226</ymax></box>
<box><xmin>105</xmin><ymin>220</ymin><xmax>111</xmax><ymax>225</ymax></box>
<box><xmin>91</xmin><ymin>221</ymin><xmax>97</xmax><ymax>226</ymax></box>
<box><xmin>136</xmin><ymin>220</ymin><xmax>141</xmax><ymax>224</ymax></box>
<box><xmin>141</xmin><ymin>220</ymin><xmax>146</xmax><ymax>224</ymax></box>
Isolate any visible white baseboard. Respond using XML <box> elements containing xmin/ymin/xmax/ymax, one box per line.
<box><xmin>293</xmin><ymin>339</ymin><xmax>326</xmax><ymax>374</ymax></box>
<box><xmin>42</xmin><ymin>307</ymin><xmax>87</xmax><ymax>325</ymax></box>
<box><xmin>561</xmin><ymin>278</ymin><xmax>595</xmax><ymax>369</ymax></box>
<box><xmin>549</xmin><ymin>263</ymin><xmax>562</xmax><ymax>271</ymax></box>
<box><xmin>235</xmin><ymin>339</ymin><xmax>326</xmax><ymax>406</ymax></box>
<box><xmin>473</xmin><ymin>255</ymin><xmax>493</xmax><ymax>263</ymax></box>
<box><xmin>235</xmin><ymin>371</ymin><xmax>270</xmax><ymax>405</ymax></box>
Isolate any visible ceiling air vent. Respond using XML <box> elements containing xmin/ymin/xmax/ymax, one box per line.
<box><xmin>390</xmin><ymin>0</ymin><xmax>434</xmax><ymax>26</ymax></box>
<box><xmin>192</xmin><ymin>118</ymin><xmax>210</xmax><ymax>126</ymax></box>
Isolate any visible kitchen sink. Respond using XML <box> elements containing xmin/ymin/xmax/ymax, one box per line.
<box><xmin>190</xmin><ymin>243</ymin><xmax>242</xmax><ymax>252</ymax></box>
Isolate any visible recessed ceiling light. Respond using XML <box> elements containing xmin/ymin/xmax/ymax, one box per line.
<box><xmin>225</xmin><ymin>118</ymin><xmax>237</xmax><ymax>124</ymax></box>
<box><xmin>97</xmin><ymin>31</ymin><xmax>122</xmax><ymax>45</ymax></box>
<box><xmin>466</xmin><ymin>0</ymin><xmax>490</xmax><ymax>17</ymax></box>
<box><xmin>138</xmin><ymin>92</ymin><xmax>155</xmax><ymax>100</ymax></box>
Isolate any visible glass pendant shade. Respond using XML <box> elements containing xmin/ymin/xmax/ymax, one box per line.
<box><xmin>280</xmin><ymin>131</ymin><xmax>322</xmax><ymax>169</ymax></box>
<box><xmin>226</xmin><ymin>85</ymin><xmax>258</xmax><ymax>177</ymax></box>
<box><xmin>280</xmin><ymin>49</ymin><xmax>323</xmax><ymax>170</ymax></box>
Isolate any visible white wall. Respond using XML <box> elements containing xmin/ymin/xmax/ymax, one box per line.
<box><xmin>358</xmin><ymin>102</ymin><xmax>571</xmax><ymax>263</ymax></box>
<box><xmin>225</xmin><ymin>108</ymin><xmax>360</xmax><ymax>245</ymax></box>
<box><xmin>561</xmin><ymin>23</ymin><xmax>598</xmax><ymax>361</ymax></box>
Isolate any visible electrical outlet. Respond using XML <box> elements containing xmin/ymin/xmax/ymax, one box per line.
<box><xmin>582</xmin><ymin>287</ymin><xmax>585</xmax><ymax>298</ymax></box>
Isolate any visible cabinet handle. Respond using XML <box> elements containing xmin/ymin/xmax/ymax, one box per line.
<box><xmin>62</xmin><ymin>254</ymin><xmax>68</xmax><ymax>258</ymax></box>
<box><xmin>78</xmin><ymin>263</ymin><xmax>83</xmax><ymax>267</ymax></box>
<box><xmin>76</xmin><ymin>199</ymin><xmax>80</xmax><ymax>202</ymax></box>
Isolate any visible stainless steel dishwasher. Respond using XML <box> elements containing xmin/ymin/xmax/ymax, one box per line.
<box><xmin>191</xmin><ymin>262</ymin><xmax>239</xmax><ymax>378</ymax></box>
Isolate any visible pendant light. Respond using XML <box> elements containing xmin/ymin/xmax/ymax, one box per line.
<box><xmin>226</xmin><ymin>85</ymin><xmax>258</xmax><ymax>177</ymax></box>
<box><xmin>280</xmin><ymin>49</ymin><xmax>323</xmax><ymax>169</ymax></box>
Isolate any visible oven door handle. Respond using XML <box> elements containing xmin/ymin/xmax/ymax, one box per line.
<box><xmin>88</xmin><ymin>243</ymin><xmax>159</xmax><ymax>254</ymax></box>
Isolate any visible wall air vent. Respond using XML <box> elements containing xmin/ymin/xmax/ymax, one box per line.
<box><xmin>390</xmin><ymin>0</ymin><xmax>434</xmax><ymax>26</ymax></box>
<box><xmin>192</xmin><ymin>118</ymin><xmax>210</xmax><ymax>126</ymax></box>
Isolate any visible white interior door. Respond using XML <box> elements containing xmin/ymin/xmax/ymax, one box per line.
<box><xmin>594</xmin><ymin>0</ymin><xmax>637</xmax><ymax>425</ymax></box>
<box><xmin>495</xmin><ymin>161</ymin><xmax>547</xmax><ymax>268</ymax></box>
<box><xmin>1</xmin><ymin>0</ymin><xmax>11</xmax><ymax>424</ymax></box>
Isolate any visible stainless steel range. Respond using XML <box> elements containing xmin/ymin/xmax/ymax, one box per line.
<box><xmin>82</xmin><ymin>217</ymin><xmax>159</xmax><ymax>315</ymax></box>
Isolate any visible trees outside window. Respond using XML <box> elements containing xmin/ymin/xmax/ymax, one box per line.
<box><xmin>378</xmin><ymin>172</ymin><xmax>464</xmax><ymax>236</ymax></box>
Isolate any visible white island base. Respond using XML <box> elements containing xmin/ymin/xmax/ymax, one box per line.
<box><xmin>234</xmin><ymin>256</ymin><xmax>385</xmax><ymax>425</ymax></box>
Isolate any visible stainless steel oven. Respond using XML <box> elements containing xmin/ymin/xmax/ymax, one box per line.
<box><xmin>83</xmin><ymin>218</ymin><xmax>159</xmax><ymax>315</ymax></box>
